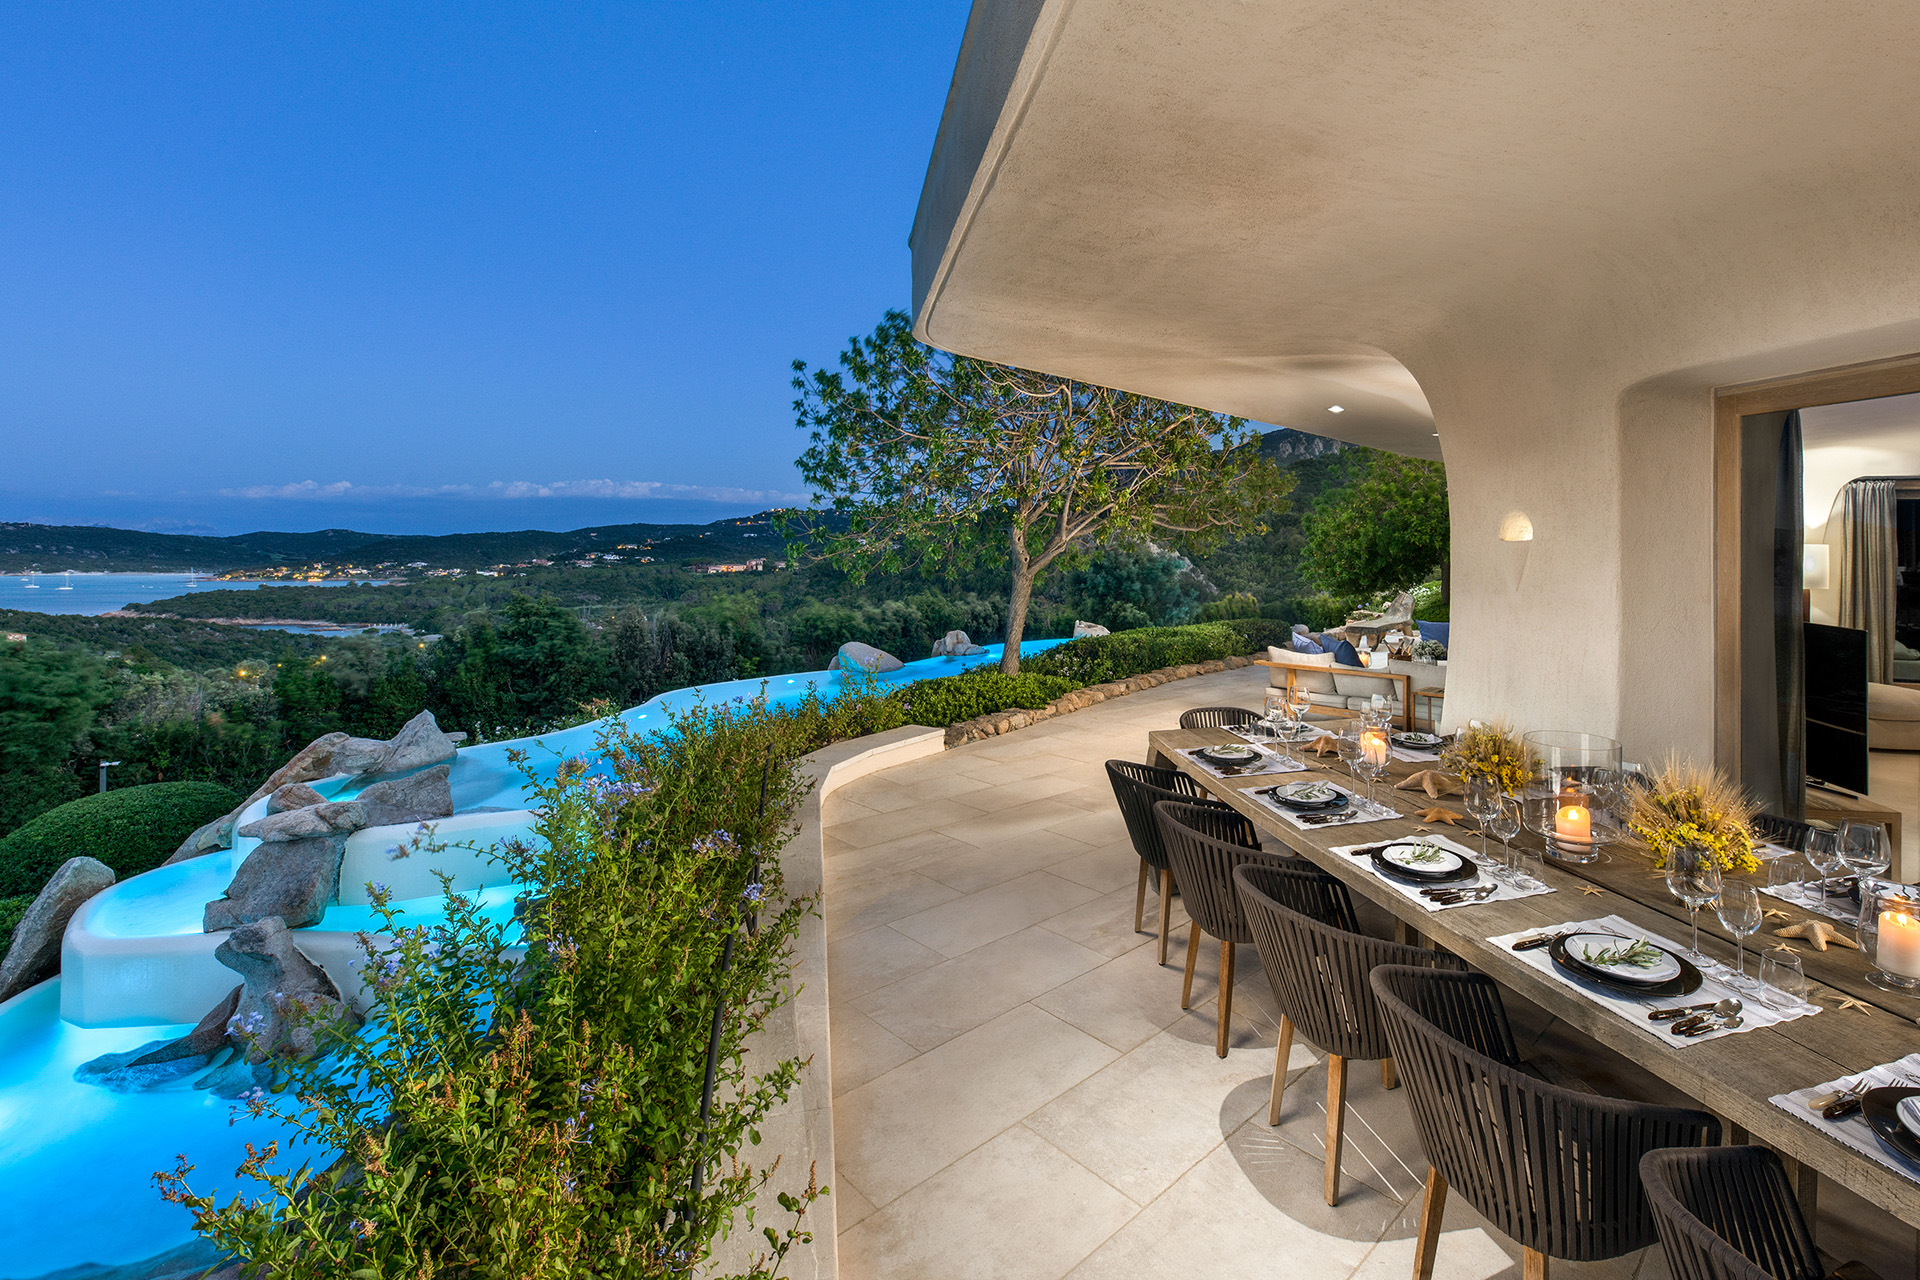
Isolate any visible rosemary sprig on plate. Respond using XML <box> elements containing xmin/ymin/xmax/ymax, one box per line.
<box><xmin>1580</xmin><ymin>938</ymin><xmax>1664</xmax><ymax>969</ymax></box>
<box><xmin>1394</xmin><ymin>843</ymin><xmax>1448</xmax><ymax>865</ymax></box>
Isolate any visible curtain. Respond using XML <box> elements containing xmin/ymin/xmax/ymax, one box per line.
<box><xmin>1837</xmin><ymin>478</ymin><xmax>1898</xmax><ymax>684</ymax></box>
<box><xmin>1774</xmin><ymin>412</ymin><xmax>1804</xmax><ymax>818</ymax></box>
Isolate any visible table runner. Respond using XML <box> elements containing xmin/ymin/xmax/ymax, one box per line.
<box><xmin>1488</xmin><ymin>914</ymin><xmax>1822</xmax><ymax>1045</ymax></box>
<box><xmin>1770</xmin><ymin>1054</ymin><xmax>1920</xmax><ymax>1187</ymax></box>
<box><xmin>1331</xmin><ymin>834</ymin><xmax>1554</xmax><ymax>912</ymax></box>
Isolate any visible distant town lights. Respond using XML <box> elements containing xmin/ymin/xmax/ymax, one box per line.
<box><xmin>1327</xmin><ymin>405</ymin><xmax>1344</xmax><ymax>413</ymax></box>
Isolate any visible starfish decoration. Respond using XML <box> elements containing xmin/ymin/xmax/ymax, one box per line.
<box><xmin>1762</xmin><ymin>908</ymin><xmax>1792</xmax><ymax>920</ymax></box>
<box><xmin>1579</xmin><ymin>885</ymin><xmax>1605</xmax><ymax>896</ymax></box>
<box><xmin>1415</xmin><ymin>807</ymin><xmax>1467</xmax><ymax>826</ymax></box>
<box><xmin>1834</xmin><ymin>997</ymin><xmax>1874</xmax><ymax>1016</ymax></box>
<box><xmin>1305</xmin><ymin>735</ymin><xmax>1340</xmax><ymax>757</ymax></box>
<box><xmin>1396</xmin><ymin>769</ymin><xmax>1462</xmax><ymax>799</ymax></box>
<box><xmin>1772</xmin><ymin>920</ymin><xmax>1859</xmax><ymax>951</ymax></box>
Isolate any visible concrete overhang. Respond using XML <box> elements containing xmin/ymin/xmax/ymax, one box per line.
<box><xmin>910</xmin><ymin>0</ymin><xmax>1920</xmax><ymax>461</ymax></box>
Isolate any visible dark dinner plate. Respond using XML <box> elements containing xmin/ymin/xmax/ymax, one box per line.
<box><xmin>1862</xmin><ymin>1087</ymin><xmax>1920</xmax><ymax>1168</ymax></box>
<box><xmin>1261</xmin><ymin>785</ymin><xmax>1348</xmax><ymax>813</ymax></box>
<box><xmin>1196</xmin><ymin>745</ymin><xmax>1263</xmax><ymax>767</ymax></box>
<box><xmin>1370</xmin><ymin>847</ymin><xmax>1477</xmax><ymax>885</ymax></box>
<box><xmin>1549</xmin><ymin>933</ymin><xmax>1704</xmax><ymax>997</ymax></box>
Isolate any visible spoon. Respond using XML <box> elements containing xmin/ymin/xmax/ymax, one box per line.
<box><xmin>1683</xmin><ymin>1012</ymin><xmax>1744</xmax><ymax>1038</ymax></box>
<box><xmin>1669</xmin><ymin>999</ymin><xmax>1743</xmax><ymax>1036</ymax></box>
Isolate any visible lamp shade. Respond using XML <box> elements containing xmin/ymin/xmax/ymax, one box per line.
<box><xmin>1803</xmin><ymin>543</ymin><xmax>1830</xmax><ymax>591</ymax></box>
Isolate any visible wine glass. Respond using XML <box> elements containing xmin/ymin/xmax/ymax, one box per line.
<box><xmin>1464</xmin><ymin>775</ymin><xmax>1501</xmax><ymax>866</ymax></box>
<box><xmin>1664</xmin><ymin>845</ymin><xmax>1723</xmax><ymax>966</ymax></box>
<box><xmin>1487</xmin><ymin>797</ymin><xmax>1524</xmax><ymax>887</ymax></box>
<box><xmin>1354</xmin><ymin>742</ymin><xmax>1390</xmax><ymax>805</ymax></box>
<box><xmin>1264</xmin><ymin>687</ymin><xmax>1287</xmax><ymax>750</ymax></box>
<box><xmin>1838</xmin><ymin>821</ymin><xmax>1892</xmax><ymax>895</ymax></box>
<box><xmin>1803</xmin><ymin>828</ymin><xmax>1843</xmax><ymax>909</ymax></box>
<box><xmin>1334</xmin><ymin>727</ymin><xmax>1363</xmax><ymax>787</ymax></box>
<box><xmin>1287</xmin><ymin>687</ymin><xmax>1313</xmax><ymax>740</ymax></box>
<box><xmin>1715</xmin><ymin>882</ymin><xmax>1763</xmax><ymax>989</ymax></box>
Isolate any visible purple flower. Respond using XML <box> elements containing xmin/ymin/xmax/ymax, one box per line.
<box><xmin>741</xmin><ymin>881</ymin><xmax>764</xmax><ymax>904</ymax></box>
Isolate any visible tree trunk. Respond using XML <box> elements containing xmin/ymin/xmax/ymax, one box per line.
<box><xmin>1002</xmin><ymin>537</ymin><xmax>1034</xmax><ymax>675</ymax></box>
<box><xmin>1439</xmin><ymin>554</ymin><xmax>1450</xmax><ymax>606</ymax></box>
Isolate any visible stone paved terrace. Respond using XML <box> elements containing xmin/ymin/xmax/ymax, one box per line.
<box><xmin>820</xmin><ymin>665</ymin><xmax>1908</xmax><ymax>1280</ymax></box>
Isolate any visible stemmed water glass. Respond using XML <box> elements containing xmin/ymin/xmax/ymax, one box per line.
<box><xmin>1715</xmin><ymin>882</ymin><xmax>1763</xmax><ymax>989</ymax></box>
<box><xmin>1335</xmin><ymin>727</ymin><xmax>1363</xmax><ymax>789</ymax></box>
<box><xmin>1665</xmin><ymin>845</ymin><xmax>1723</xmax><ymax>967</ymax></box>
<box><xmin>1804</xmin><ymin>828</ymin><xmax>1843</xmax><ymax>909</ymax></box>
<box><xmin>1354</xmin><ymin>739</ymin><xmax>1390</xmax><ymax>805</ymax></box>
<box><xmin>1287</xmin><ymin>687</ymin><xmax>1313</xmax><ymax>742</ymax></box>
<box><xmin>1488</xmin><ymin>797</ymin><xmax>1525</xmax><ymax>887</ymax></box>
<box><xmin>1839</xmin><ymin>821</ymin><xmax>1892</xmax><ymax>896</ymax></box>
<box><xmin>1264</xmin><ymin>687</ymin><xmax>1288</xmax><ymax>752</ymax></box>
<box><xmin>1464</xmin><ymin>775</ymin><xmax>1501</xmax><ymax>867</ymax></box>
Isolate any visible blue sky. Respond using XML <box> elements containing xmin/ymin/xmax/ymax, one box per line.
<box><xmin>0</xmin><ymin>4</ymin><xmax>973</xmax><ymax>534</ymax></box>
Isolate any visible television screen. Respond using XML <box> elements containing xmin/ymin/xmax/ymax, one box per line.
<box><xmin>1804</xmin><ymin>622</ymin><xmax>1869</xmax><ymax>795</ymax></box>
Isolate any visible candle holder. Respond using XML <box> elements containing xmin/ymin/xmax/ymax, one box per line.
<box><xmin>1860</xmin><ymin>882</ymin><xmax>1920</xmax><ymax>993</ymax></box>
<box><xmin>1521</xmin><ymin>731</ymin><xmax>1625</xmax><ymax>864</ymax></box>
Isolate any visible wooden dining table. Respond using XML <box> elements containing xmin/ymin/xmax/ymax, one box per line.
<box><xmin>1148</xmin><ymin>724</ymin><xmax>1920</xmax><ymax>1234</ymax></box>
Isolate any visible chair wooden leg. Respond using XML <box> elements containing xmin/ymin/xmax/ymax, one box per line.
<box><xmin>1412</xmin><ymin>1168</ymin><xmax>1447</xmax><ymax>1280</ymax></box>
<box><xmin>1522</xmin><ymin>1248</ymin><xmax>1547</xmax><ymax>1280</ymax></box>
<box><xmin>1325</xmin><ymin>1053</ymin><xmax>1348</xmax><ymax>1206</ymax></box>
<box><xmin>1268</xmin><ymin>1016</ymin><xmax>1295</xmax><ymax>1124</ymax></box>
<box><xmin>1157</xmin><ymin>869</ymin><xmax>1173</xmax><ymax>965</ymax></box>
<box><xmin>1381</xmin><ymin>1056</ymin><xmax>1397</xmax><ymax>1090</ymax></box>
<box><xmin>1133</xmin><ymin>860</ymin><xmax>1148</xmax><ymax>933</ymax></box>
<box><xmin>1181</xmin><ymin>923</ymin><xmax>1200</xmax><ymax>1009</ymax></box>
<box><xmin>1216</xmin><ymin>938</ymin><xmax>1235</xmax><ymax>1058</ymax></box>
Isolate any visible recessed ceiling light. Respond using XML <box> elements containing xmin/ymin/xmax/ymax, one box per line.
<box><xmin>1327</xmin><ymin>405</ymin><xmax>1344</xmax><ymax>413</ymax></box>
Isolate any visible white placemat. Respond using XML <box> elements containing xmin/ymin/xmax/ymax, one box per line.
<box><xmin>1247</xmin><ymin>779</ymin><xmax>1400</xmax><ymax>831</ymax></box>
<box><xmin>1331</xmin><ymin>834</ymin><xmax>1554</xmax><ymax>912</ymax></box>
<box><xmin>1762</xmin><ymin>882</ymin><xmax>1859</xmax><ymax>925</ymax></box>
<box><xmin>1176</xmin><ymin>745</ymin><xmax>1307</xmax><ymax>780</ymax></box>
<box><xmin>1488</xmin><ymin>914</ymin><xmax>1822</xmax><ymax>1045</ymax></box>
<box><xmin>1391</xmin><ymin>745</ymin><xmax>1442</xmax><ymax>763</ymax></box>
<box><xmin>1770</xmin><ymin>1054</ymin><xmax>1920</xmax><ymax>1186</ymax></box>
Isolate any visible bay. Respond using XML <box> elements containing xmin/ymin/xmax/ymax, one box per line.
<box><xmin>0</xmin><ymin>572</ymin><xmax>368</xmax><ymax>623</ymax></box>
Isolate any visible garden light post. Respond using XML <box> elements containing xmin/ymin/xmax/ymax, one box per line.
<box><xmin>98</xmin><ymin>760</ymin><xmax>121</xmax><ymax>793</ymax></box>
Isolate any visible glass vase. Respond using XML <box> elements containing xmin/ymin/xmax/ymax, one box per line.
<box><xmin>1521</xmin><ymin>731</ymin><xmax>1624</xmax><ymax>864</ymax></box>
<box><xmin>1859</xmin><ymin>882</ymin><xmax>1920</xmax><ymax>994</ymax></box>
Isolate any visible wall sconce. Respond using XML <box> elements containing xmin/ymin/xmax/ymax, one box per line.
<box><xmin>1497</xmin><ymin>511</ymin><xmax>1533</xmax><ymax>590</ymax></box>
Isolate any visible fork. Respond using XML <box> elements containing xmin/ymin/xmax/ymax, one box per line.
<box><xmin>1426</xmin><ymin>884</ymin><xmax>1499</xmax><ymax>905</ymax></box>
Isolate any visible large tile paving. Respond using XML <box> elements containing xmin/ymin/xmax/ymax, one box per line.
<box><xmin>822</xmin><ymin>666</ymin><xmax>1851</xmax><ymax>1280</ymax></box>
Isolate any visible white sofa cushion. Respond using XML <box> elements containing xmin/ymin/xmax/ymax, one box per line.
<box><xmin>1332</xmin><ymin>664</ymin><xmax>1397</xmax><ymax>698</ymax></box>
<box><xmin>1271</xmin><ymin>647</ymin><xmax>1338</xmax><ymax>693</ymax></box>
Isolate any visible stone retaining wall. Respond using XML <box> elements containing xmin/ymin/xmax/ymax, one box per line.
<box><xmin>943</xmin><ymin>653</ymin><xmax>1261</xmax><ymax>746</ymax></box>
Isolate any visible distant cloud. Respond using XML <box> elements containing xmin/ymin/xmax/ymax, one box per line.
<box><xmin>218</xmin><ymin>479</ymin><xmax>809</xmax><ymax>505</ymax></box>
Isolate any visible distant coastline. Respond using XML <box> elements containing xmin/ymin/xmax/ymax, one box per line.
<box><xmin>105</xmin><ymin>609</ymin><xmax>414</xmax><ymax>635</ymax></box>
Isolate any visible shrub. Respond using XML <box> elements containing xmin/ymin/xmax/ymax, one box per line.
<box><xmin>1415</xmin><ymin>601</ymin><xmax>1450</xmax><ymax>623</ymax></box>
<box><xmin>161</xmin><ymin>697</ymin><xmax>825</xmax><ymax>1278</ymax></box>
<box><xmin>0</xmin><ymin>893</ymin><xmax>31</xmax><ymax>958</ymax></box>
<box><xmin>1197</xmin><ymin>592</ymin><xmax>1260</xmax><ymax>622</ymax></box>
<box><xmin>0</xmin><ymin>781</ymin><xmax>238</xmax><ymax>897</ymax></box>
<box><xmin>887</xmin><ymin>669</ymin><xmax>1076</xmax><ymax>726</ymax></box>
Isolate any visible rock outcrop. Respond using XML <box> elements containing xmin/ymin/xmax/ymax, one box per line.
<box><xmin>0</xmin><ymin>857</ymin><xmax>116</xmax><ymax>1003</ymax></box>
<box><xmin>217</xmin><ymin>916</ymin><xmax>358</xmax><ymax>1063</ymax></box>
<box><xmin>234</xmin><ymin>763</ymin><xmax>452</xmax><ymax>846</ymax></box>
<box><xmin>267</xmin><ymin>781</ymin><xmax>327</xmax><ymax>813</ymax></box>
<box><xmin>931</xmin><ymin>630</ymin><xmax>987</xmax><ymax>657</ymax></box>
<box><xmin>828</xmin><ymin>641</ymin><xmax>904</xmax><ymax>673</ymax></box>
<box><xmin>166</xmin><ymin>712</ymin><xmax>461</xmax><ymax>864</ymax></box>
<box><xmin>1073</xmin><ymin>620</ymin><xmax>1111</xmax><ymax>639</ymax></box>
<box><xmin>204</xmin><ymin>835</ymin><xmax>346</xmax><ymax>931</ymax></box>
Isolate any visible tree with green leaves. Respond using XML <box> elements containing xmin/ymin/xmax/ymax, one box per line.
<box><xmin>790</xmin><ymin>311</ymin><xmax>1292</xmax><ymax>673</ymax></box>
<box><xmin>1299</xmin><ymin>452</ymin><xmax>1449</xmax><ymax>599</ymax></box>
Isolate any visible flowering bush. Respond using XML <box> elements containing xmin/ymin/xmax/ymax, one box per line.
<box><xmin>158</xmin><ymin>694</ymin><xmax>825</xmax><ymax>1278</ymax></box>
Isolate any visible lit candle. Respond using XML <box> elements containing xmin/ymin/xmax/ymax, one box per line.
<box><xmin>1361</xmin><ymin>730</ymin><xmax>1390</xmax><ymax>767</ymax></box>
<box><xmin>1878</xmin><ymin>909</ymin><xmax>1920</xmax><ymax>979</ymax></box>
<box><xmin>1555</xmin><ymin>802</ymin><xmax>1592</xmax><ymax>843</ymax></box>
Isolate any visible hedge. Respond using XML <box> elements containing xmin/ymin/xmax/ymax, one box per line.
<box><xmin>0</xmin><ymin>894</ymin><xmax>30</xmax><ymax>960</ymax></box>
<box><xmin>1023</xmin><ymin>619</ymin><xmax>1288</xmax><ymax>687</ymax></box>
<box><xmin>0</xmin><ymin>781</ymin><xmax>240</xmax><ymax>898</ymax></box>
<box><xmin>886</xmin><ymin>669</ymin><xmax>1077</xmax><ymax>726</ymax></box>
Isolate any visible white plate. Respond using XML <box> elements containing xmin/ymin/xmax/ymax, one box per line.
<box><xmin>1272</xmin><ymin>780</ymin><xmax>1339</xmax><ymax>803</ymax></box>
<box><xmin>1201</xmin><ymin>744</ymin><xmax>1259</xmax><ymax>762</ymax></box>
<box><xmin>1898</xmin><ymin>1095</ymin><xmax>1920</xmax><ymax>1139</ymax></box>
<box><xmin>1378</xmin><ymin>841</ymin><xmax>1464</xmax><ymax>874</ymax></box>
<box><xmin>1564</xmin><ymin>932</ymin><xmax>1682</xmax><ymax>984</ymax></box>
<box><xmin>1393</xmin><ymin>732</ymin><xmax>1443</xmax><ymax>747</ymax></box>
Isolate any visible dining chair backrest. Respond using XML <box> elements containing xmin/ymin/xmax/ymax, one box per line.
<box><xmin>1234</xmin><ymin>863</ymin><xmax>1464</xmax><ymax>1062</ymax></box>
<box><xmin>1638</xmin><ymin>1147</ymin><xmax>1826</xmax><ymax>1280</ymax></box>
<box><xmin>1371</xmin><ymin>965</ymin><xmax>1720</xmax><ymax>1263</ymax></box>
<box><xmin>1155</xmin><ymin>799</ymin><xmax>1292</xmax><ymax>944</ymax></box>
<box><xmin>1179</xmin><ymin>706</ymin><xmax>1262</xmax><ymax>730</ymax></box>
<box><xmin>1105</xmin><ymin>760</ymin><xmax>1217</xmax><ymax>874</ymax></box>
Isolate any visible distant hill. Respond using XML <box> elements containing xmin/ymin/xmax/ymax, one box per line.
<box><xmin>0</xmin><ymin>511</ymin><xmax>808</xmax><ymax>573</ymax></box>
<box><xmin>1255</xmin><ymin>427</ymin><xmax>1350</xmax><ymax>464</ymax></box>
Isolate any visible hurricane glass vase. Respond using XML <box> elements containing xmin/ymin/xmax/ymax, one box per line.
<box><xmin>1521</xmin><ymin>730</ymin><xmax>1624</xmax><ymax>865</ymax></box>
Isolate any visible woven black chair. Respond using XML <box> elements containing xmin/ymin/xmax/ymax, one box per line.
<box><xmin>1234</xmin><ymin>862</ymin><xmax>1467</xmax><ymax>1207</ymax></box>
<box><xmin>1105</xmin><ymin>760</ymin><xmax>1236</xmax><ymax>963</ymax></box>
<box><xmin>1179</xmin><ymin>705</ymin><xmax>1262</xmax><ymax>730</ymax></box>
<box><xmin>1155</xmin><ymin>798</ymin><xmax>1296</xmax><ymax>1057</ymax></box>
<box><xmin>1640</xmin><ymin>1146</ymin><xmax>1883</xmax><ymax>1280</ymax></box>
<box><xmin>1371</xmin><ymin>966</ymin><xmax>1719</xmax><ymax>1280</ymax></box>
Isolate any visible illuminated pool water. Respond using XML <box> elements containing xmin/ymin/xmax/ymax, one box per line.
<box><xmin>0</xmin><ymin>640</ymin><xmax>1060</xmax><ymax>1275</ymax></box>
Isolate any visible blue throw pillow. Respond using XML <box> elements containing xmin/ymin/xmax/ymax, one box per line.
<box><xmin>1289</xmin><ymin>632</ymin><xmax>1325</xmax><ymax>655</ymax></box>
<box><xmin>1416</xmin><ymin>620</ymin><xmax>1451</xmax><ymax>648</ymax></box>
<box><xmin>1332</xmin><ymin>638</ymin><xmax>1364</xmax><ymax>668</ymax></box>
